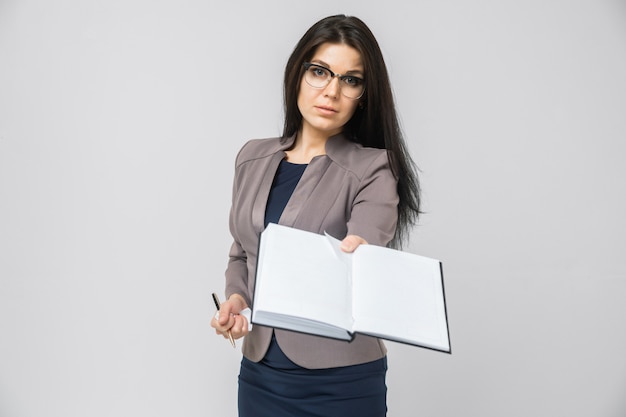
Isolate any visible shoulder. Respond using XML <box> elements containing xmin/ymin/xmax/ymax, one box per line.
<box><xmin>325</xmin><ymin>135</ymin><xmax>391</xmax><ymax>181</ymax></box>
<box><xmin>235</xmin><ymin>137</ymin><xmax>280</xmax><ymax>166</ymax></box>
<box><xmin>235</xmin><ymin>136</ymin><xmax>295</xmax><ymax>167</ymax></box>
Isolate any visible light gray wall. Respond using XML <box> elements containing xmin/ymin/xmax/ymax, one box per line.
<box><xmin>1</xmin><ymin>1</ymin><xmax>625</xmax><ymax>416</ymax></box>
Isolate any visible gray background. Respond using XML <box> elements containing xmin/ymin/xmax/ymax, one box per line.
<box><xmin>1</xmin><ymin>1</ymin><xmax>625</xmax><ymax>416</ymax></box>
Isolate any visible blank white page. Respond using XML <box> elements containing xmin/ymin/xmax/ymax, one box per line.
<box><xmin>351</xmin><ymin>245</ymin><xmax>449</xmax><ymax>351</ymax></box>
<box><xmin>254</xmin><ymin>223</ymin><xmax>353</xmax><ymax>330</ymax></box>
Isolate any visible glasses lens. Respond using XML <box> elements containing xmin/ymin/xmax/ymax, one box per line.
<box><xmin>340</xmin><ymin>76</ymin><xmax>365</xmax><ymax>99</ymax></box>
<box><xmin>304</xmin><ymin>64</ymin><xmax>330</xmax><ymax>88</ymax></box>
<box><xmin>303</xmin><ymin>63</ymin><xmax>365</xmax><ymax>99</ymax></box>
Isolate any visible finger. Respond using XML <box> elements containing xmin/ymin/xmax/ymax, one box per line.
<box><xmin>210</xmin><ymin>314</ymin><xmax>223</xmax><ymax>331</ymax></box>
<box><xmin>217</xmin><ymin>303</ymin><xmax>238</xmax><ymax>327</ymax></box>
<box><xmin>232</xmin><ymin>315</ymin><xmax>249</xmax><ymax>337</ymax></box>
<box><xmin>229</xmin><ymin>316</ymin><xmax>242</xmax><ymax>338</ymax></box>
<box><xmin>214</xmin><ymin>325</ymin><xmax>232</xmax><ymax>339</ymax></box>
<box><xmin>340</xmin><ymin>235</ymin><xmax>368</xmax><ymax>252</ymax></box>
<box><xmin>218</xmin><ymin>307</ymin><xmax>231</xmax><ymax>325</ymax></box>
<box><xmin>212</xmin><ymin>311</ymin><xmax>235</xmax><ymax>334</ymax></box>
<box><xmin>221</xmin><ymin>314</ymin><xmax>236</xmax><ymax>331</ymax></box>
<box><xmin>239</xmin><ymin>316</ymin><xmax>249</xmax><ymax>334</ymax></box>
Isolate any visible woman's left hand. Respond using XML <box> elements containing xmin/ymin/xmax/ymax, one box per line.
<box><xmin>210</xmin><ymin>294</ymin><xmax>250</xmax><ymax>340</ymax></box>
<box><xmin>340</xmin><ymin>235</ymin><xmax>368</xmax><ymax>253</ymax></box>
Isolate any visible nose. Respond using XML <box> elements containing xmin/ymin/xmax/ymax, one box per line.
<box><xmin>323</xmin><ymin>76</ymin><xmax>340</xmax><ymax>98</ymax></box>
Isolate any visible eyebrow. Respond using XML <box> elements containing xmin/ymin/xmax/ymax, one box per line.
<box><xmin>310</xmin><ymin>60</ymin><xmax>364</xmax><ymax>76</ymax></box>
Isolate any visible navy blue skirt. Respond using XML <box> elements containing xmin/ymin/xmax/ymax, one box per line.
<box><xmin>238</xmin><ymin>335</ymin><xmax>387</xmax><ymax>417</ymax></box>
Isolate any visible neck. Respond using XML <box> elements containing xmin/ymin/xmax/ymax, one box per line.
<box><xmin>285</xmin><ymin>127</ymin><xmax>340</xmax><ymax>164</ymax></box>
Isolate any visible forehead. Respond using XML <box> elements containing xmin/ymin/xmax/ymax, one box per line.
<box><xmin>310</xmin><ymin>42</ymin><xmax>363</xmax><ymax>72</ymax></box>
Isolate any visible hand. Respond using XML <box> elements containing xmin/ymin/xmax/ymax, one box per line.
<box><xmin>210</xmin><ymin>294</ymin><xmax>250</xmax><ymax>340</ymax></box>
<box><xmin>340</xmin><ymin>234</ymin><xmax>368</xmax><ymax>253</ymax></box>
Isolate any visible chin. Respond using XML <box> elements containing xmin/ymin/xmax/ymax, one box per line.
<box><xmin>312</xmin><ymin>122</ymin><xmax>344</xmax><ymax>135</ymax></box>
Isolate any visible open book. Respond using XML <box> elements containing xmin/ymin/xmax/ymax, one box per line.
<box><xmin>252</xmin><ymin>223</ymin><xmax>451</xmax><ymax>353</ymax></box>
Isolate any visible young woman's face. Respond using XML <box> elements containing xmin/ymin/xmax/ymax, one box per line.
<box><xmin>297</xmin><ymin>42</ymin><xmax>363</xmax><ymax>139</ymax></box>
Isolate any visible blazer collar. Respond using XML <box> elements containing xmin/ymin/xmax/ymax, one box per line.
<box><xmin>277</xmin><ymin>132</ymin><xmax>359</xmax><ymax>162</ymax></box>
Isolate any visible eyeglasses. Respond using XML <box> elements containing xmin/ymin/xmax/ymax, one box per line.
<box><xmin>302</xmin><ymin>62</ymin><xmax>366</xmax><ymax>100</ymax></box>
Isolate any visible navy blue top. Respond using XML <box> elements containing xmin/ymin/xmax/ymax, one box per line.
<box><xmin>264</xmin><ymin>159</ymin><xmax>307</xmax><ymax>227</ymax></box>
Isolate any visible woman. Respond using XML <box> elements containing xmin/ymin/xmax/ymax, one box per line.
<box><xmin>211</xmin><ymin>14</ymin><xmax>421</xmax><ymax>417</ymax></box>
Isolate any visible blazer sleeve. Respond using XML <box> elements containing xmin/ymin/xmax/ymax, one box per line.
<box><xmin>224</xmin><ymin>146</ymin><xmax>253</xmax><ymax>307</ymax></box>
<box><xmin>346</xmin><ymin>151</ymin><xmax>399</xmax><ymax>247</ymax></box>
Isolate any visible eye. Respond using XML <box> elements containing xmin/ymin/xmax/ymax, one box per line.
<box><xmin>341</xmin><ymin>76</ymin><xmax>363</xmax><ymax>87</ymax></box>
<box><xmin>309</xmin><ymin>65</ymin><xmax>329</xmax><ymax>78</ymax></box>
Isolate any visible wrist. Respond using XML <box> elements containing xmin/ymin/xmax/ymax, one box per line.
<box><xmin>228</xmin><ymin>293</ymin><xmax>248</xmax><ymax>312</ymax></box>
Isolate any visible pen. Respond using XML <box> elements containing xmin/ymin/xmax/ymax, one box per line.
<box><xmin>212</xmin><ymin>293</ymin><xmax>236</xmax><ymax>348</ymax></box>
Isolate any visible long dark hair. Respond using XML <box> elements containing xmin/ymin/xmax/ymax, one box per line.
<box><xmin>283</xmin><ymin>14</ymin><xmax>421</xmax><ymax>248</ymax></box>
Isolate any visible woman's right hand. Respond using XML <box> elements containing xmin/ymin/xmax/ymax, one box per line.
<box><xmin>210</xmin><ymin>294</ymin><xmax>250</xmax><ymax>340</ymax></box>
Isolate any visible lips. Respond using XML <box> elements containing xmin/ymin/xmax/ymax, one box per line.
<box><xmin>315</xmin><ymin>105</ymin><xmax>338</xmax><ymax>114</ymax></box>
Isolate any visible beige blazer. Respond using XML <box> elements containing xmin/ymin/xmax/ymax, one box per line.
<box><xmin>225</xmin><ymin>133</ymin><xmax>399</xmax><ymax>369</ymax></box>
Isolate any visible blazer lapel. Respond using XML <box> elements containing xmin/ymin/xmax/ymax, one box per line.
<box><xmin>278</xmin><ymin>155</ymin><xmax>331</xmax><ymax>228</ymax></box>
<box><xmin>252</xmin><ymin>151</ymin><xmax>286</xmax><ymax>233</ymax></box>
